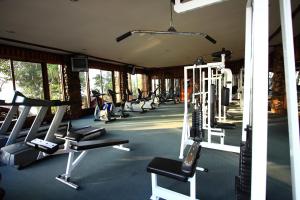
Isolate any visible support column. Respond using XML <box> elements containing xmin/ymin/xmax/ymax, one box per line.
<box><xmin>63</xmin><ymin>61</ymin><xmax>81</xmax><ymax>119</ymax></box>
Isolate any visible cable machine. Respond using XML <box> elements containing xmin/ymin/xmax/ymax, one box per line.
<box><xmin>174</xmin><ymin>0</ymin><xmax>300</xmax><ymax>199</ymax></box>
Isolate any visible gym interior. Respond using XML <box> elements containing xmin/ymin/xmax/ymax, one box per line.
<box><xmin>0</xmin><ymin>0</ymin><xmax>300</xmax><ymax>200</ymax></box>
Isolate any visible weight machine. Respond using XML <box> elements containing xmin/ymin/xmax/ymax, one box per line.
<box><xmin>179</xmin><ymin>51</ymin><xmax>239</xmax><ymax>159</ymax></box>
<box><xmin>174</xmin><ymin>0</ymin><xmax>300</xmax><ymax>199</ymax></box>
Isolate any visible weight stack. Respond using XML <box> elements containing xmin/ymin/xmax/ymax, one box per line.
<box><xmin>235</xmin><ymin>126</ymin><xmax>252</xmax><ymax>200</ymax></box>
<box><xmin>190</xmin><ymin>106</ymin><xmax>204</xmax><ymax>141</ymax></box>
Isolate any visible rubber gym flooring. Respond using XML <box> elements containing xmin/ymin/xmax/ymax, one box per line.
<box><xmin>0</xmin><ymin>103</ymin><xmax>292</xmax><ymax>200</ymax></box>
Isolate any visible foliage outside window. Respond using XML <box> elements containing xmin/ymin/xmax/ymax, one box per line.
<box><xmin>47</xmin><ymin>64</ymin><xmax>64</xmax><ymax>100</ymax></box>
<box><xmin>114</xmin><ymin>71</ymin><xmax>121</xmax><ymax>102</ymax></box>
<box><xmin>80</xmin><ymin>69</ymin><xmax>113</xmax><ymax>109</ymax></box>
<box><xmin>128</xmin><ymin>74</ymin><xmax>144</xmax><ymax>97</ymax></box>
<box><xmin>89</xmin><ymin>69</ymin><xmax>113</xmax><ymax>105</ymax></box>
<box><xmin>13</xmin><ymin>61</ymin><xmax>44</xmax><ymax>99</ymax></box>
<box><xmin>47</xmin><ymin>64</ymin><xmax>64</xmax><ymax>113</ymax></box>
<box><xmin>0</xmin><ymin>59</ymin><xmax>14</xmax><ymax>101</ymax></box>
<box><xmin>80</xmin><ymin>72</ymin><xmax>89</xmax><ymax>109</ymax></box>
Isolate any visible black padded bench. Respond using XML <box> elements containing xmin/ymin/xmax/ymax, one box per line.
<box><xmin>147</xmin><ymin>141</ymin><xmax>201</xmax><ymax>200</ymax></box>
<box><xmin>26</xmin><ymin>124</ymin><xmax>130</xmax><ymax>190</ymax></box>
<box><xmin>54</xmin><ymin>126</ymin><xmax>106</xmax><ymax>142</ymax></box>
<box><xmin>70</xmin><ymin>139</ymin><xmax>128</xmax><ymax>151</ymax></box>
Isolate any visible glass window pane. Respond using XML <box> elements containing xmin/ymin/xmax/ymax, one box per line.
<box><xmin>130</xmin><ymin>74</ymin><xmax>138</xmax><ymax>97</ymax></box>
<box><xmin>152</xmin><ymin>79</ymin><xmax>160</xmax><ymax>95</ymax></box>
<box><xmin>13</xmin><ymin>61</ymin><xmax>44</xmax><ymax>99</ymax></box>
<box><xmin>89</xmin><ymin>69</ymin><xmax>100</xmax><ymax>91</ymax></box>
<box><xmin>101</xmin><ymin>70</ymin><xmax>112</xmax><ymax>94</ymax></box>
<box><xmin>47</xmin><ymin>64</ymin><xmax>64</xmax><ymax>100</ymax></box>
<box><xmin>80</xmin><ymin>72</ymin><xmax>89</xmax><ymax>109</ymax></box>
<box><xmin>88</xmin><ymin>69</ymin><xmax>113</xmax><ymax>107</ymax></box>
<box><xmin>165</xmin><ymin>79</ymin><xmax>171</xmax><ymax>93</ymax></box>
<box><xmin>0</xmin><ymin>59</ymin><xmax>14</xmax><ymax>101</ymax></box>
<box><xmin>114</xmin><ymin>71</ymin><xmax>121</xmax><ymax>103</ymax></box>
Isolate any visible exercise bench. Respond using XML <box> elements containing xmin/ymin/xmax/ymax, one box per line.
<box><xmin>27</xmin><ymin>126</ymin><xmax>129</xmax><ymax>189</ymax></box>
<box><xmin>147</xmin><ymin>141</ymin><xmax>202</xmax><ymax>200</ymax></box>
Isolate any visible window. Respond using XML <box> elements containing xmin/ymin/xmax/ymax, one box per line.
<box><xmin>100</xmin><ymin>70</ymin><xmax>113</xmax><ymax>94</ymax></box>
<box><xmin>114</xmin><ymin>71</ymin><xmax>121</xmax><ymax>102</ymax></box>
<box><xmin>89</xmin><ymin>69</ymin><xmax>112</xmax><ymax>103</ymax></box>
<box><xmin>0</xmin><ymin>59</ymin><xmax>14</xmax><ymax>101</ymax></box>
<box><xmin>13</xmin><ymin>61</ymin><xmax>44</xmax><ymax>99</ymax></box>
<box><xmin>80</xmin><ymin>72</ymin><xmax>89</xmax><ymax>109</ymax></box>
<box><xmin>80</xmin><ymin>69</ymin><xmax>113</xmax><ymax>109</ymax></box>
<box><xmin>152</xmin><ymin>79</ymin><xmax>160</xmax><ymax>95</ymax></box>
<box><xmin>165</xmin><ymin>79</ymin><xmax>171</xmax><ymax>93</ymax></box>
<box><xmin>47</xmin><ymin>64</ymin><xmax>64</xmax><ymax>113</ymax></box>
<box><xmin>47</xmin><ymin>64</ymin><xmax>64</xmax><ymax>100</ymax></box>
<box><xmin>128</xmin><ymin>74</ymin><xmax>145</xmax><ymax>97</ymax></box>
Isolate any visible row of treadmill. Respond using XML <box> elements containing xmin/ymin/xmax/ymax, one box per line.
<box><xmin>0</xmin><ymin>91</ymin><xmax>131</xmax><ymax>190</ymax></box>
<box><xmin>0</xmin><ymin>90</ymin><xmax>203</xmax><ymax>200</ymax></box>
<box><xmin>92</xmin><ymin>87</ymin><xmax>179</xmax><ymax>123</ymax></box>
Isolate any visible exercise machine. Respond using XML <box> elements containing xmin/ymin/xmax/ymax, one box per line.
<box><xmin>159</xmin><ymin>88</ymin><xmax>180</xmax><ymax>104</ymax></box>
<box><xmin>0</xmin><ymin>91</ymin><xmax>69</xmax><ymax>148</ymax></box>
<box><xmin>0</xmin><ymin>94</ymin><xmax>106</xmax><ymax>169</ymax></box>
<box><xmin>91</xmin><ymin>89</ymin><xmax>105</xmax><ymax>121</ymax></box>
<box><xmin>27</xmin><ymin>122</ymin><xmax>129</xmax><ymax>189</ymax></box>
<box><xmin>123</xmin><ymin>89</ymin><xmax>146</xmax><ymax>113</ymax></box>
<box><xmin>175</xmin><ymin>0</ymin><xmax>300</xmax><ymax>199</ymax></box>
<box><xmin>179</xmin><ymin>49</ymin><xmax>239</xmax><ymax>159</ymax></box>
<box><xmin>107</xmin><ymin>89</ymin><xmax>129</xmax><ymax>118</ymax></box>
<box><xmin>92</xmin><ymin>89</ymin><xmax>128</xmax><ymax>123</ymax></box>
<box><xmin>147</xmin><ymin>103</ymin><xmax>206</xmax><ymax>200</ymax></box>
<box><xmin>137</xmin><ymin>89</ymin><xmax>155</xmax><ymax>110</ymax></box>
<box><xmin>150</xmin><ymin>86</ymin><xmax>161</xmax><ymax>107</ymax></box>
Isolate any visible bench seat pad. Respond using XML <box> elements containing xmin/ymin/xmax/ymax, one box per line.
<box><xmin>147</xmin><ymin>157</ymin><xmax>189</xmax><ymax>182</ymax></box>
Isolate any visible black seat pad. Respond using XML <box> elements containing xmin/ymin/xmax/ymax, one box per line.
<box><xmin>71</xmin><ymin>139</ymin><xmax>128</xmax><ymax>151</ymax></box>
<box><xmin>147</xmin><ymin>157</ymin><xmax>189</xmax><ymax>182</ymax></box>
<box><xmin>65</xmin><ymin>127</ymin><xmax>106</xmax><ymax>142</ymax></box>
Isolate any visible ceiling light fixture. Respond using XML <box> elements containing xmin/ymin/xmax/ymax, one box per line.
<box><xmin>116</xmin><ymin>0</ymin><xmax>216</xmax><ymax>44</ymax></box>
<box><xmin>174</xmin><ymin>0</ymin><xmax>227</xmax><ymax>13</ymax></box>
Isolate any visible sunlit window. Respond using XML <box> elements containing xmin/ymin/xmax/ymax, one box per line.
<box><xmin>79</xmin><ymin>72</ymin><xmax>89</xmax><ymax>109</ymax></box>
<box><xmin>152</xmin><ymin>78</ymin><xmax>160</xmax><ymax>95</ymax></box>
<box><xmin>13</xmin><ymin>61</ymin><xmax>44</xmax><ymax>99</ymax></box>
<box><xmin>0</xmin><ymin>59</ymin><xmax>14</xmax><ymax>101</ymax></box>
<box><xmin>47</xmin><ymin>64</ymin><xmax>64</xmax><ymax>100</ymax></box>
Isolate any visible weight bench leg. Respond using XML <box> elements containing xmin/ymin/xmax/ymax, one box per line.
<box><xmin>190</xmin><ymin>174</ymin><xmax>196</xmax><ymax>200</ymax></box>
<box><xmin>113</xmin><ymin>144</ymin><xmax>130</xmax><ymax>151</ymax></box>
<box><xmin>150</xmin><ymin>173</ymin><xmax>159</xmax><ymax>200</ymax></box>
<box><xmin>56</xmin><ymin>151</ymin><xmax>88</xmax><ymax>189</ymax></box>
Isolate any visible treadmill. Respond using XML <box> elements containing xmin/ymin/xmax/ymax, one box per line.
<box><xmin>0</xmin><ymin>91</ymin><xmax>106</xmax><ymax>169</ymax></box>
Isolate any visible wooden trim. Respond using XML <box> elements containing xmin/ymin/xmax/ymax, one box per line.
<box><xmin>0</xmin><ymin>44</ymin><xmax>64</xmax><ymax>64</ymax></box>
<box><xmin>10</xmin><ymin>59</ymin><xmax>16</xmax><ymax>90</ymax></box>
<box><xmin>112</xmin><ymin>71</ymin><xmax>115</xmax><ymax>92</ymax></box>
<box><xmin>41</xmin><ymin>62</ymin><xmax>50</xmax><ymax>100</ymax></box>
<box><xmin>0</xmin><ymin>37</ymin><xmax>129</xmax><ymax>66</ymax></box>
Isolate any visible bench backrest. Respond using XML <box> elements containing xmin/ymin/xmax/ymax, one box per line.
<box><xmin>181</xmin><ymin>141</ymin><xmax>201</xmax><ymax>176</ymax></box>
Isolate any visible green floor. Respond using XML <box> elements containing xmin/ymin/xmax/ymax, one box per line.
<box><xmin>0</xmin><ymin>103</ymin><xmax>292</xmax><ymax>200</ymax></box>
